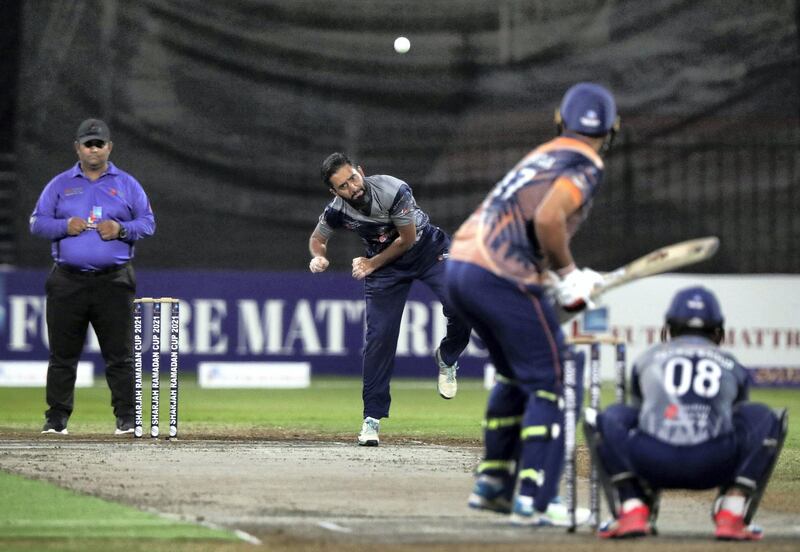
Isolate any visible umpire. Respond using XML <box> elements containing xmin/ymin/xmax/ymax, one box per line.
<box><xmin>30</xmin><ymin>118</ymin><xmax>155</xmax><ymax>435</ymax></box>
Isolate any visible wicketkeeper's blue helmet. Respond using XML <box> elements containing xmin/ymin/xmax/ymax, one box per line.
<box><xmin>665</xmin><ymin>286</ymin><xmax>724</xmax><ymax>332</ymax></box>
<box><xmin>556</xmin><ymin>82</ymin><xmax>619</xmax><ymax>137</ymax></box>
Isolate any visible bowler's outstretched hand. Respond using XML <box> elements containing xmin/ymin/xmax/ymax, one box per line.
<box><xmin>309</xmin><ymin>256</ymin><xmax>329</xmax><ymax>273</ymax></box>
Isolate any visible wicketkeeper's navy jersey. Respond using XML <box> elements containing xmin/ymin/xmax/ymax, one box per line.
<box><xmin>315</xmin><ymin>174</ymin><xmax>432</xmax><ymax>261</ymax></box>
<box><xmin>631</xmin><ymin>335</ymin><xmax>749</xmax><ymax>446</ymax></box>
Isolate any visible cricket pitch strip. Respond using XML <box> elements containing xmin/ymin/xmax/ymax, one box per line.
<box><xmin>1</xmin><ymin>439</ymin><xmax>798</xmax><ymax>551</ymax></box>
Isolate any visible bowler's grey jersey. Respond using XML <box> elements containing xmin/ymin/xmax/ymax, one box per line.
<box><xmin>315</xmin><ymin>174</ymin><xmax>431</xmax><ymax>258</ymax></box>
<box><xmin>631</xmin><ymin>335</ymin><xmax>749</xmax><ymax>446</ymax></box>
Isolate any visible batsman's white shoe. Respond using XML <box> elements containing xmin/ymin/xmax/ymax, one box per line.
<box><xmin>357</xmin><ymin>417</ymin><xmax>380</xmax><ymax>446</ymax></box>
<box><xmin>510</xmin><ymin>495</ymin><xmax>591</xmax><ymax>527</ymax></box>
<box><xmin>435</xmin><ymin>347</ymin><xmax>458</xmax><ymax>399</ymax></box>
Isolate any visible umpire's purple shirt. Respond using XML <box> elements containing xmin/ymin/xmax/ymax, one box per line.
<box><xmin>30</xmin><ymin>162</ymin><xmax>155</xmax><ymax>270</ymax></box>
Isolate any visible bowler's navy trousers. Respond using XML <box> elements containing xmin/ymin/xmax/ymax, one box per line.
<box><xmin>361</xmin><ymin>227</ymin><xmax>471</xmax><ymax>419</ymax></box>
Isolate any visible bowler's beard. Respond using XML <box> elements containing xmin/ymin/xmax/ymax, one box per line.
<box><xmin>346</xmin><ymin>182</ymin><xmax>371</xmax><ymax>211</ymax></box>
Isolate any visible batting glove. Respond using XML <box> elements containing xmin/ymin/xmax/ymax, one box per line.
<box><xmin>555</xmin><ymin>266</ymin><xmax>603</xmax><ymax>312</ymax></box>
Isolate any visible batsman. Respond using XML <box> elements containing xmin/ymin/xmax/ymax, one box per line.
<box><xmin>445</xmin><ymin>82</ymin><xmax>618</xmax><ymax>525</ymax></box>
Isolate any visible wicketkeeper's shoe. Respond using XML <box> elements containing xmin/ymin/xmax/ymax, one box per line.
<box><xmin>357</xmin><ymin>417</ymin><xmax>380</xmax><ymax>446</ymax></box>
<box><xmin>468</xmin><ymin>475</ymin><xmax>514</xmax><ymax>513</ymax></box>
<box><xmin>114</xmin><ymin>417</ymin><xmax>135</xmax><ymax>436</ymax></box>
<box><xmin>510</xmin><ymin>495</ymin><xmax>591</xmax><ymax>527</ymax></box>
<box><xmin>435</xmin><ymin>347</ymin><xmax>458</xmax><ymax>399</ymax></box>
<box><xmin>41</xmin><ymin>419</ymin><xmax>68</xmax><ymax>435</ymax></box>
<box><xmin>597</xmin><ymin>504</ymin><xmax>650</xmax><ymax>538</ymax></box>
<box><xmin>714</xmin><ymin>509</ymin><xmax>763</xmax><ymax>541</ymax></box>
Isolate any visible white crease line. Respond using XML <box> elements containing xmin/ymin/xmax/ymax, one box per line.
<box><xmin>192</xmin><ymin>517</ymin><xmax>262</xmax><ymax>545</ymax></box>
<box><xmin>158</xmin><ymin>511</ymin><xmax>262</xmax><ymax>545</ymax></box>
<box><xmin>233</xmin><ymin>529</ymin><xmax>263</xmax><ymax>545</ymax></box>
<box><xmin>318</xmin><ymin>521</ymin><xmax>353</xmax><ymax>533</ymax></box>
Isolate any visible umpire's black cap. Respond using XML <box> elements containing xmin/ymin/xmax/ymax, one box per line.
<box><xmin>76</xmin><ymin>118</ymin><xmax>111</xmax><ymax>144</ymax></box>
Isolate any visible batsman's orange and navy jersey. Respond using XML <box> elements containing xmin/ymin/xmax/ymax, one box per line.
<box><xmin>449</xmin><ymin>136</ymin><xmax>605</xmax><ymax>286</ymax></box>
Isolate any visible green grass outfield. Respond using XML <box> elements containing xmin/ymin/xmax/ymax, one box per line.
<box><xmin>0</xmin><ymin>376</ymin><xmax>797</xmax><ymax>550</ymax></box>
<box><xmin>0</xmin><ymin>376</ymin><xmax>489</xmax><ymax>439</ymax></box>
<box><xmin>0</xmin><ymin>471</ymin><xmax>239</xmax><ymax>542</ymax></box>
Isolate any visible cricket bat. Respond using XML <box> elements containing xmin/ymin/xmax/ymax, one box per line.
<box><xmin>590</xmin><ymin>236</ymin><xmax>720</xmax><ymax>299</ymax></box>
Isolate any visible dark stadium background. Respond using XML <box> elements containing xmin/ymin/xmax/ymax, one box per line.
<box><xmin>1</xmin><ymin>0</ymin><xmax>798</xmax><ymax>274</ymax></box>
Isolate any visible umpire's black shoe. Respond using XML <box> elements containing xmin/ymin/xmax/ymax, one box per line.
<box><xmin>41</xmin><ymin>419</ymin><xmax>68</xmax><ymax>435</ymax></box>
<box><xmin>114</xmin><ymin>417</ymin><xmax>135</xmax><ymax>435</ymax></box>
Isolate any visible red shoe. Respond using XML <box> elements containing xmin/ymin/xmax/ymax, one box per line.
<box><xmin>714</xmin><ymin>509</ymin><xmax>763</xmax><ymax>541</ymax></box>
<box><xmin>598</xmin><ymin>505</ymin><xmax>650</xmax><ymax>539</ymax></box>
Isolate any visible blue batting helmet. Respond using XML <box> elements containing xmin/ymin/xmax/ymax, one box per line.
<box><xmin>665</xmin><ymin>286</ymin><xmax>724</xmax><ymax>331</ymax></box>
<box><xmin>556</xmin><ymin>82</ymin><xmax>618</xmax><ymax>137</ymax></box>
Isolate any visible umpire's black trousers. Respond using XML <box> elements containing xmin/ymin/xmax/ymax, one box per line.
<box><xmin>44</xmin><ymin>263</ymin><xmax>136</xmax><ymax>423</ymax></box>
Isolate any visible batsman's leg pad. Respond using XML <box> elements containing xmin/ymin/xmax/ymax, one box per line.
<box><xmin>518</xmin><ymin>394</ymin><xmax>561</xmax><ymax>510</ymax></box>
<box><xmin>473</xmin><ymin>382</ymin><xmax>526</xmax><ymax>511</ymax></box>
<box><xmin>538</xmin><ymin>406</ymin><xmax>565</xmax><ymax>505</ymax></box>
<box><xmin>479</xmin><ymin>381</ymin><xmax>527</xmax><ymax>477</ymax></box>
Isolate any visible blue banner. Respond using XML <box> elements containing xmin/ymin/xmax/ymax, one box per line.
<box><xmin>0</xmin><ymin>268</ymin><xmax>489</xmax><ymax>378</ymax></box>
<box><xmin>747</xmin><ymin>367</ymin><xmax>800</xmax><ymax>388</ymax></box>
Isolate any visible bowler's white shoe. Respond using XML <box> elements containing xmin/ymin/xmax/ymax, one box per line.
<box><xmin>435</xmin><ymin>347</ymin><xmax>458</xmax><ymax>399</ymax></box>
<box><xmin>358</xmin><ymin>417</ymin><xmax>380</xmax><ymax>446</ymax></box>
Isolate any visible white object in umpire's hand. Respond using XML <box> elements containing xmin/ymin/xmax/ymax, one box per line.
<box><xmin>555</xmin><ymin>266</ymin><xmax>603</xmax><ymax>312</ymax></box>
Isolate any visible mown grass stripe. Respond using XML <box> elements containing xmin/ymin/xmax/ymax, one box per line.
<box><xmin>0</xmin><ymin>471</ymin><xmax>237</xmax><ymax>541</ymax></box>
<box><xmin>1</xmin><ymin>520</ymin><xmax>176</xmax><ymax>527</ymax></box>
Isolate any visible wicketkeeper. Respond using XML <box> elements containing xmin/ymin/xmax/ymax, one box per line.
<box><xmin>584</xmin><ymin>286</ymin><xmax>787</xmax><ymax>540</ymax></box>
